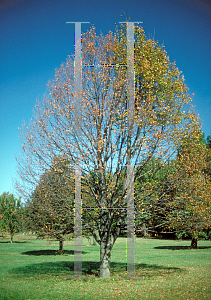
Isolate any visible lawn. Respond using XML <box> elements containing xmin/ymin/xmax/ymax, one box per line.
<box><xmin>0</xmin><ymin>234</ymin><xmax>210</xmax><ymax>299</ymax></box>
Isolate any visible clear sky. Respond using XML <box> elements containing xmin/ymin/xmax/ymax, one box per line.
<box><xmin>0</xmin><ymin>0</ymin><xmax>210</xmax><ymax>197</ymax></box>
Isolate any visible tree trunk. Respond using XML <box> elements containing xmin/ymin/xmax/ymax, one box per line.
<box><xmin>59</xmin><ymin>239</ymin><xmax>63</xmax><ymax>252</ymax></box>
<box><xmin>143</xmin><ymin>223</ymin><xmax>147</xmax><ymax>237</ymax></box>
<box><xmin>10</xmin><ymin>235</ymin><xmax>13</xmax><ymax>244</ymax></box>
<box><xmin>100</xmin><ymin>241</ymin><xmax>111</xmax><ymax>278</ymax></box>
<box><xmin>191</xmin><ymin>238</ymin><xmax>197</xmax><ymax>249</ymax></box>
<box><xmin>88</xmin><ymin>236</ymin><xmax>91</xmax><ymax>245</ymax></box>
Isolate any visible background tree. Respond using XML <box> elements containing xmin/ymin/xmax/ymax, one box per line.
<box><xmin>163</xmin><ymin>133</ymin><xmax>211</xmax><ymax>248</ymax></box>
<box><xmin>134</xmin><ymin>157</ymin><xmax>175</xmax><ymax>237</ymax></box>
<box><xmin>24</xmin><ymin>156</ymin><xmax>75</xmax><ymax>251</ymax></box>
<box><xmin>16</xmin><ymin>25</ymin><xmax>201</xmax><ymax>278</ymax></box>
<box><xmin>206</xmin><ymin>134</ymin><xmax>211</xmax><ymax>149</ymax></box>
<box><xmin>204</xmin><ymin>132</ymin><xmax>211</xmax><ymax>179</ymax></box>
<box><xmin>0</xmin><ymin>192</ymin><xmax>23</xmax><ymax>243</ymax></box>
<box><xmin>134</xmin><ymin>131</ymin><xmax>211</xmax><ymax>246</ymax></box>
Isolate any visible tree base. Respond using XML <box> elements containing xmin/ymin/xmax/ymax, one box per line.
<box><xmin>191</xmin><ymin>238</ymin><xmax>197</xmax><ymax>249</ymax></box>
<box><xmin>65</xmin><ymin>276</ymin><xmax>90</xmax><ymax>280</ymax></box>
<box><xmin>120</xmin><ymin>276</ymin><xmax>145</xmax><ymax>280</ymax></box>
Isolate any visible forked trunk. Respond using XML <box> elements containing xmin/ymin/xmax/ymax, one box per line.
<box><xmin>59</xmin><ymin>239</ymin><xmax>63</xmax><ymax>252</ymax></box>
<box><xmin>100</xmin><ymin>241</ymin><xmax>111</xmax><ymax>278</ymax></box>
<box><xmin>191</xmin><ymin>238</ymin><xmax>197</xmax><ymax>249</ymax></box>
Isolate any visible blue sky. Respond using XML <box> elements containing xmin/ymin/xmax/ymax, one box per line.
<box><xmin>0</xmin><ymin>0</ymin><xmax>210</xmax><ymax>197</ymax></box>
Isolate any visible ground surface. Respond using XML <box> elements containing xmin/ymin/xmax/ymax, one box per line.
<box><xmin>0</xmin><ymin>235</ymin><xmax>210</xmax><ymax>299</ymax></box>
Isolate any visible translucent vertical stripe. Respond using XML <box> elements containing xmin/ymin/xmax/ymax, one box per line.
<box><xmin>127</xmin><ymin>165</ymin><xmax>135</xmax><ymax>278</ymax></box>
<box><xmin>126</xmin><ymin>22</ymin><xmax>135</xmax><ymax>278</ymax></box>
<box><xmin>74</xmin><ymin>22</ymin><xmax>82</xmax><ymax>133</ymax></box>
<box><xmin>127</xmin><ymin>22</ymin><xmax>135</xmax><ymax>135</ymax></box>
<box><xmin>74</xmin><ymin>22</ymin><xmax>83</xmax><ymax>278</ymax></box>
<box><xmin>66</xmin><ymin>22</ymin><xmax>90</xmax><ymax>279</ymax></box>
<box><xmin>74</xmin><ymin>165</ymin><xmax>82</xmax><ymax>277</ymax></box>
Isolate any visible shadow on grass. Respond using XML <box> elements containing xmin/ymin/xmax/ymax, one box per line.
<box><xmin>22</xmin><ymin>249</ymin><xmax>88</xmax><ymax>256</ymax></box>
<box><xmin>154</xmin><ymin>246</ymin><xmax>211</xmax><ymax>250</ymax></box>
<box><xmin>0</xmin><ymin>241</ymin><xmax>28</xmax><ymax>244</ymax></box>
<box><xmin>11</xmin><ymin>260</ymin><xmax>182</xmax><ymax>278</ymax></box>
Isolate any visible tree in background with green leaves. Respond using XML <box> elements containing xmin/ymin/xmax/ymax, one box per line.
<box><xmin>24</xmin><ymin>156</ymin><xmax>75</xmax><ymax>252</ymax></box>
<box><xmin>159</xmin><ymin>131</ymin><xmax>211</xmax><ymax>248</ymax></box>
<box><xmin>0</xmin><ymin>192</ymin><xmax>23</xmax><ymax>243</ymax></box>
<box><xmin>134</xmin><ymin>131</ymin><xmax>211</xmax><ymax>248</ymax></box>
<box><xmin>201</xmin><ymin>132</ymin><xmax>211</xmax><ymax>179</ymax></box>
<box><xmin>134</xmin><ymin>157</ymin><xmax>177</xmax><ymax>237</ymax></box>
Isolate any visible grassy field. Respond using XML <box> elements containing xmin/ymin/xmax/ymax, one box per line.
<box><xmin>0</xmin><ymin>234</ymin><xmax>210</xmax><ymax>299</ymax></box>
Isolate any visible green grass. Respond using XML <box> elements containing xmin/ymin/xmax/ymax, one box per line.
<box><xmin>0</xmin><ymin>234</ymin><xmax>211</xmax><ymax>299</ymax></box>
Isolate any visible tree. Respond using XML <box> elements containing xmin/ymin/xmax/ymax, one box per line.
<box><xmin>206</xmin><ymin>134</ymin><xmax>211</xmax><ymax>149</ymax></box>
<box><xmin>204</xmin><ymin>133</ymin><xmax>211</xmax><ymax>178</ymax></box>
<box><xmin>134</xmin><ymin>131</ymin><xmax>211</xmax><ymax>247</ymax></box>
<box><xmin>24</xmin><ymin>156</ymin><xmax>75</xmax><ymax>251</ymax></box>
<box><xmin>134</xmin><ymin>157</ymin><xmax>175</xmax><ymax>236</ymax></box>
<box><xmin>164</xmin><ymin>133</ymin><xmax>211</xmax><ymax>248</ymax></box>
<box><xmin>0</xmin><ymin>193</ymin><xmax>23</xmax><ymax>243</ymax></box>
<box><xmin>16</xmin><ymin>25</ymin><xmax>201</xmax><ymax>277</ymax></box>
